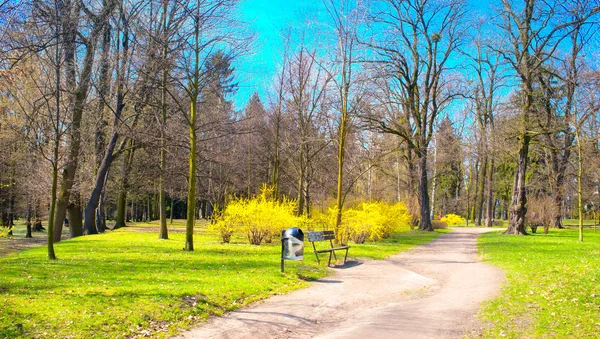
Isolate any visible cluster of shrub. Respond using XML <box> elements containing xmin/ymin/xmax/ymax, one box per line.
<box><xmin>211</xmin><ymin>186</ymin><xmax>415</xmax><ymax>245</ymax></box>
<box><xmin>432</xmin><ymin>213</ymin><xmax>466</xmax><ymax>229</ymax></box>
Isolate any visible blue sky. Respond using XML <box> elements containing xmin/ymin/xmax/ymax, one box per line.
<box><xmin>233</xmin><ymin>0</ymin><xmax>497</xmax><ymax>110</ymax></box>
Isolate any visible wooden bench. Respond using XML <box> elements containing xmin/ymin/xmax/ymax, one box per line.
<box><xmin>307</xmin><ymin>230</ymin><xmax>350</xmax><ymax>266</ymax></box>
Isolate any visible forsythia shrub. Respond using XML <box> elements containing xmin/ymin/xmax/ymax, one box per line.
<box><xmin>342</xmin><ymin>202</ymin><xmax>412</xmax><ymax>244</ymax></box>
<box><xmin>211</xmin><ymin>185</ymin><xmax>298</xmax><ymax>245</ymax></box>
<box><xmin>440</xmin><ymin>213</ymin><xmax>466</xmax><ymax>226</ymax></box>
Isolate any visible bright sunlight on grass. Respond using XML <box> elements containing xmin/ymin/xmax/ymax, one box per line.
<box><xmin>477</xmin><ymin>228</ymin><xmax>600</xmax><ymax>338</ymax></box>
<box><xmin>0</xmin><ymin>220</ymin><xmax>446</xmax><ymax>338</ymax></box>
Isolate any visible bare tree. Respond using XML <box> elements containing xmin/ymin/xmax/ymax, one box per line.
<box><xmin>495</xmin><ymin>0</ymin><xmax>599</xmax><ymax>235</ymax></box>
<box><xmin>363</xmin><ymin>0</ymin><xmax>466</xmax><ymax>231</ymax></box>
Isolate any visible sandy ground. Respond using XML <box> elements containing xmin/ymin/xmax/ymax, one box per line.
<box><xmin>174</xmin><ymin>228</ymin><xmax>504</xmax><ymax>339</ymax></box>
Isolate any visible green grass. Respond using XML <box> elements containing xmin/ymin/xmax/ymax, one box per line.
<box><xmin>561</xmin><ymin>219</ymin><xmax>598</xmax><ymax>227</ymax></box>
<box><xmin>0</xmin><ymin>220</ymin><xmax>447</xmax><ymax>338</ymax></box>
<box><xmin>477</xmin><ymin>228</ymin><xmax>600</xmax><ymax>338</ymax></box>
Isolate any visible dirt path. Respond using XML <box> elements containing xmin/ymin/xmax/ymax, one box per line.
<box><xmin>174</xmin><ymin>228</ymin><xmax>504</xmax><ymax>339</ymax></box>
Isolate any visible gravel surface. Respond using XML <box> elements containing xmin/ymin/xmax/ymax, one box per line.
<box><xmin>174</xmin><ymin>228</ymin><xmax>504</xmax><ymax>339</ymax></box>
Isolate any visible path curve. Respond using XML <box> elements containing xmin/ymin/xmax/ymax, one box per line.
<box><xmin>174</xmin><ymin>228</ymin><xmax>504</xmax><ymax>339</ymax></box>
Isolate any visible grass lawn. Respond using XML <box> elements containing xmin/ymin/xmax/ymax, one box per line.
<box><xmin>0</xmin><ymin>220</ymin><xmax>446</xmax><ymax>339</ymax></box>
<box><xmin>477</xmin><ymin>228</ymin><xmax>600</xmax><ymax>338</ymax></box>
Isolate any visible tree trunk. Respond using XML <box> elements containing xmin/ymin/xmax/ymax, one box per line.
<box><xmin>476</xmin><ymin>154</ymin><xmax>487</xmax><ymax>226</ymax></box>
<box><xmin>115</xmin><ymin>187</ymin><xmax>127</xmax><ymax>229</ymax></box>
<box><xmin>471</xmin><ymin>158</ymin><xmax>480</xmax><ymax>223</ymax></box>
<box><xmin>551</xmin><ymin>193</ymin><xmax>564</xmax><ymax>228</ymax></box>
<box><xmin>25</xmin><ymin>202</ymin><xmax>32</xmax><ymax>238</ymax></box>
<box><xmin>505</xmin><ymin>135</ymin><xmax>530</xmax><ymax>235</ymax></box>
<box><xmin>430</xmin><ymin>138</ymin><xmax>437</xmax><ymax>219</ymax></box>
<box><xmin>68</xmin><ymin>199</ymin><xmax>83</xmax><ymax>237</ymax></box>
<box><xmin>185</xmin><ymin>98</ymin><xmax>197</xmax><ymax>251</ymax></box>
<box><xmin>68</xmin><ymin>192</ymin><xmax>83</xmax><ymax>237</ymax></box>
<box><xmin>115</xmin><ymin>141</ymin><xmax>135</xmax><ymax>228</ymax></box>
<box><xmin>170</xmin><ymin>197</ymin><xmax>174</xmax><ymax>224</ymax></box>
<box><xmin>95</xmin><ymin>192</ymin><xmax>106</xmax><ymax>233</ymax></box>
<box><xmin>83</xmin><ymin>135</ymin><xmax>116</xmax><ymax>235</ymax></box>
<box><xmin>576</xmin><ymin>127</ymin><xmax>584</xmax><ymax>242</ymax></box>
<box><xmin>297</xmin><ymin>150</ymin><xmax>305</xmax><ymax>216</ymax></box>
<box><xmin>417</xmin><ymin>149</ymin><xmax>433</xmax><ymax>231</ymax></box>
<box><xmin>485</xmin><ymin>159</ymin><xmax>495</xmax><ymax>227</ymax></box>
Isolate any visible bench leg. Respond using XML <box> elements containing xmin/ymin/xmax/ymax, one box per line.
<box><xmin>329</xmin><ymin>240</ymin><xmax>338</xmax><ymax>260</ymax></box>
<box><xmin>313</xmin><ymin>243</ymin><xmax>320</xmax><ymax>264</ymax></box>
<box><xmin>328</xmin><ymin>251</ymin><xmax>333</xmax><ymax>266</ymax></box>
<box><xmin>344</xmin><ymin>248</ymin><xmax>348</xmax><ymax>264</ymax></box>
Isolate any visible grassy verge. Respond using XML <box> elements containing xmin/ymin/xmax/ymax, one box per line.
<box><xmin>0</xmin><ymin>221</ymin><xmax>447</xmax><ymax>338</ymax></box>
<box><xmin>477</xmin><ymin>228</ymin><xmax>600</xmax><ymax>338</ymax></box>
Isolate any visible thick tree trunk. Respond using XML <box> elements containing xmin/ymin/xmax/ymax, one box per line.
<box><xmin>115</xmin><ymin>187</ymin><xmax>127</xmax><ymax>229</ymax></box>
<box><xmin>68</xmin><ymin>199</ymin><xmax>83</xmax><ymax>237</ymax></box>
<box><xmin>551</xmin><ymin>193</ymin><xmax>564</xmax><ymax>229</ymax></box>
<box><xmin>417</xmin><ymin>150</ymin><xmax>433</xmax><ymax>231</ymax></box>
<box><xmin>68</xmin><ymin>192</ymin><xmax>83</xmax><ymax>237</ymax></box>
<box><xmin>505</xmin><ymin>135</ymin><xmax>530</xmax><ymax>235</ymax></box>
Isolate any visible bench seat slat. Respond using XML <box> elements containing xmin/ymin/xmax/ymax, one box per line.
<box><xmin>314</xmin><ymin>246</ymin><xmax>349</xmax><ymax>253</ymax></box>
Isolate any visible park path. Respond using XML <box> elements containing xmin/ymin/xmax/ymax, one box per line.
<box><xmin>173</xmin><ymin>228</ymin><xmax>504</xmax><ymax>339</ymax></box>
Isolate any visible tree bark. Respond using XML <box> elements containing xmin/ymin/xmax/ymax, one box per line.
<box><xmin>417</xmin><ymin>148</ymin><xmax>433</xmax><ymax>231</ymax></box>
<box><xmin>485</xmin><ymin>159</ymin><xmax>495</xmax><ymax>227</ymax></box>
<box><xmin>505</xmin><ymin>135</ymin><xmax>530</xmax><ymax>235</ymax></box>
<box><xmin>68</xmin><ymin>192</ymin><xmax>83</xmax><ymax>237</ymax></box>
<box><xmin>476</xmin><ymin>154</ymin><xmax>487</xmax><ymax>226</ymax></box>
<box><xmin>185</xmin><ymin>99</ymin><xmax>197</xmax><ymax>251</ymax></box>
<box><xmin>84</xmin><ymin>134</ymin><xmax>117</xmax><ymax>234</ymax></box>
<box><xmin>115</xmin><ymin>141</ymin><xmax>135</xmax><ymax>229</ymax></box>
<box><xmin>25</xmin><ymin>202</ymin><xmax>32</xmax><ymax>238</ymax></box>
<box><xmin>68</xmin><ymin>200</ymin><xmax>83</xmax><ymax>237</ymax></box>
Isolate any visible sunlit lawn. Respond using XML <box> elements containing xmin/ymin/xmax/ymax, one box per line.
<box><xmin>477</xmin><ymin>228</ymin><xmax>600</xmax><ymax>338</ymax></box>
<box><xmin>0</xmin><ymin>220</ymin><xmax>446</xmax><ymax>338</ymax></box>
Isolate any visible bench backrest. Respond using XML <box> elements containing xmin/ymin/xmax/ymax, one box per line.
<box><xmin>307</xmin><ymin>230</ymin><xmax>335</xmax><ymax>242</ymax></box>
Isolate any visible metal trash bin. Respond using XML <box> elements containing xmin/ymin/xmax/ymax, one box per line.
<box><xmin>281</xmin><ymin>227</ymin><xmax>304</xmax><ymax>272</ymax></box>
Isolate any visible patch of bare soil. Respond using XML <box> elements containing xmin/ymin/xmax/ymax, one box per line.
<box><xmin>0</xmin><ymin>232</ymin><xmax>48</xmax><ymax>257</ymax></box>
<box><xmin>173</xmin><ymin>228</ymin><xmax>504</xmax><ymax>339</ymax></box>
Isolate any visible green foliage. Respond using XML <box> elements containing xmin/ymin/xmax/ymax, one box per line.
<box><xmin>440</xmin><ymin>213</ymin><xmax>466</xmax><ymax>226</ymax></box>
<box><xmin>0</xmin><ymin>220</ymin><xmax>446</xmax><ymax>339</ymax></box>
<box><xmin>477</xmin><ymin>229</ymin><xmax>600</xmax><ymax>338</ymax></box>
<box><xmin>211</xmin><ymin>185</ymin><xmax>298</xmax><ymax>245</ymax></box>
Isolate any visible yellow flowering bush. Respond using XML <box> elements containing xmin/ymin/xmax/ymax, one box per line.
<box><xmin>311</xmin><ymin>202</ymin><xmax>413</xmax><ymax>244</ymax></box>
<box><xmin>211</xmin><ymin>185</ymin><xmax>298</xmax><ymax>245</ymax></box>
<box><xmin>440</xmin><ymin>213</ymin><xmax>466</xmax><ymax>226</ymax></box>
<box><xmin>342</xmin><ymin>202</ymin><xmax>412</xmax><ymax>243</ymax></box>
